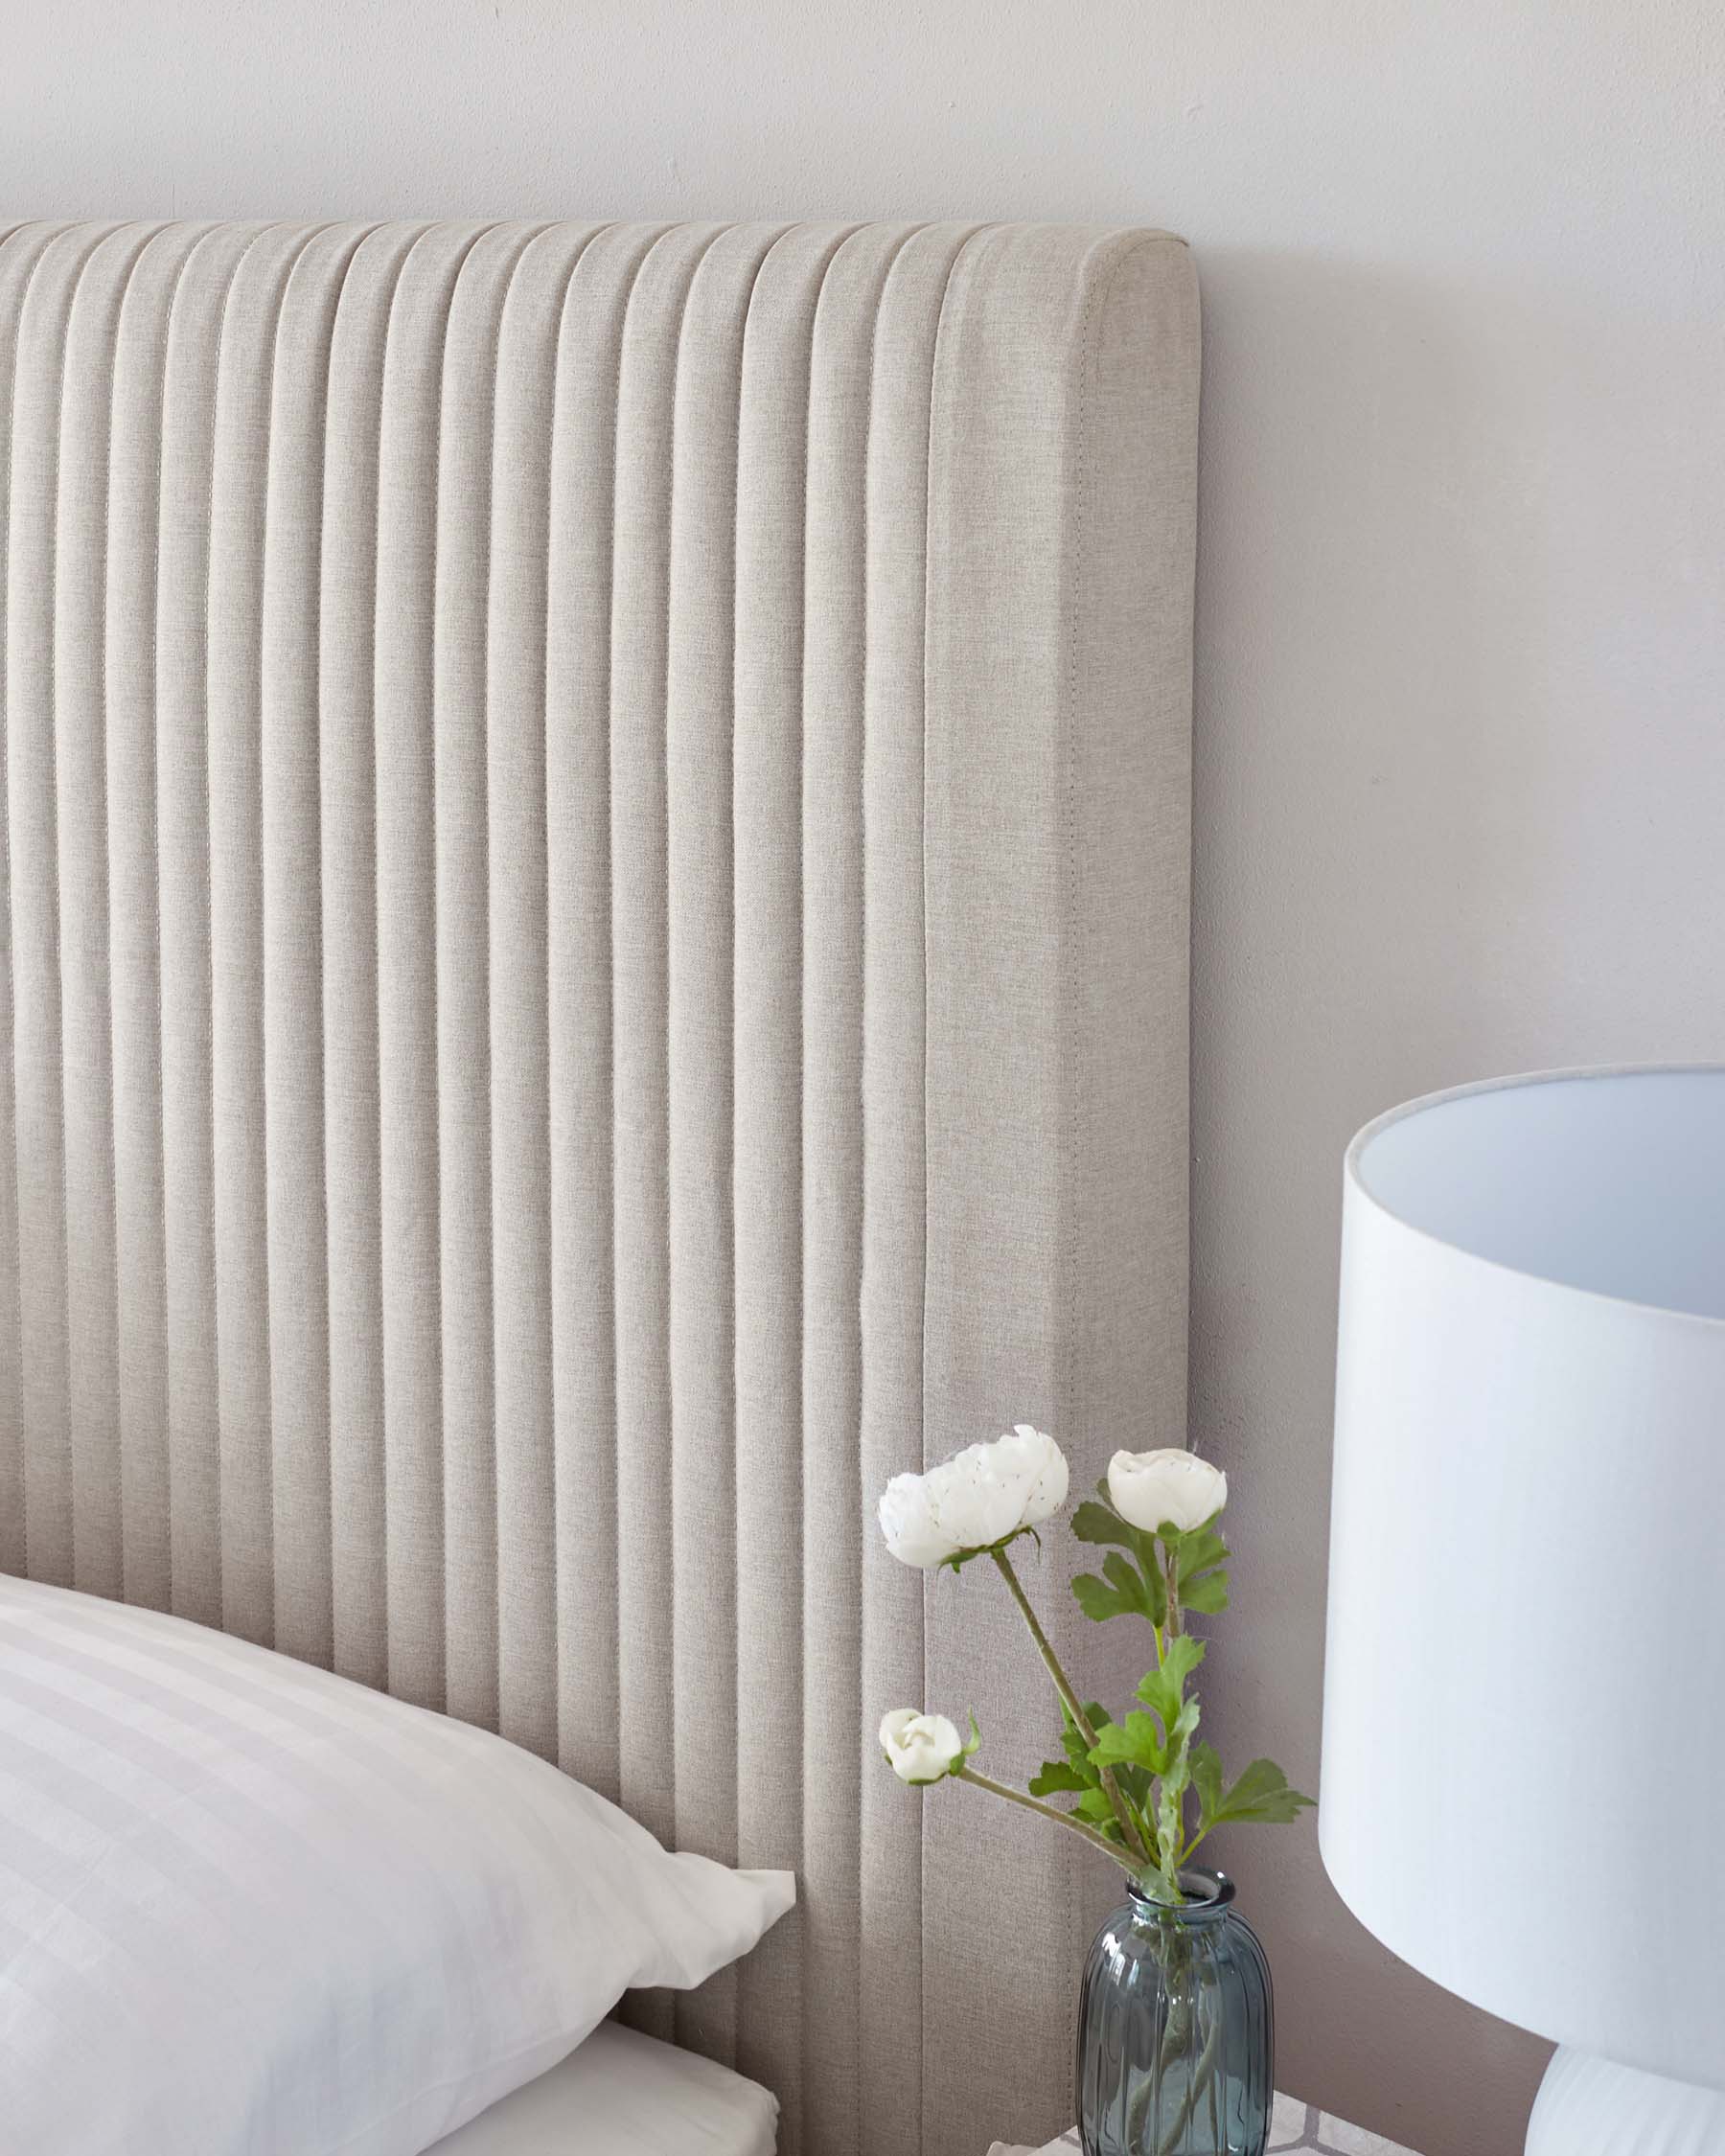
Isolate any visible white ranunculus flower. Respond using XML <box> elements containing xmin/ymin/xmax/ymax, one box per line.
<box><xmin>877</xmin><ymin>1471</ymin><xmax>961</xmax><ymax>1569</ymax></box>
<box><xmin>879</xmin><ymin>1709</ymin><xmax>964</xmax><ymax>1785</ymax></box>
<box><xmin>877</xmin><ymin>1424</ymin><xmax>1070</xmax><ymax>1569</ymax></box>
<box><xmin>1108</xmin><ymin>1447</ymin><xmax>1227</xmax><ymax>1536</ymax></box>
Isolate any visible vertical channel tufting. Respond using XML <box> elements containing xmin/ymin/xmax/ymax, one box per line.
<box><xmin>545</xmin><ymin>223</ymin><xmax>663</xmax><ymax>1801</ymax></box>
<box><xmin>1</xmin><ymin>221</ymin><xmax>1200</xmax><ymax>2156</ymax></box>
<box><xmin>254</xmin><ymin>214</ymin><xmax>351</xmax><ymax>1664</ymax></box>
<box><xmin>729</xmin><ymin>222</ymin><xmax>826</xmax><ymax>2148</ymax></box>
<box><xmin>8</xmin><ymin>225</ymin><xmax>117</xmax><ymax>1591</ymax></box>
<box><xmin>609</xmin><ymin>222</ymin><xmax>724</xmax><ymax>1904</ymax></box>
<box><xmin>0</xmin><ymin>226</ymin><xmax>69</xmax><ymax>1586</ymax></box>
<box><xmin>106</xmin><ymin>223</ymin><xmax>208</xmax><ymax>1615</ymax></box>
<box><xmin>375</xmin><ymin>223</ymin><xmax>493</xmax><ymax>1714</ymax></box>
<box><xmin>487</xmin><ymin>221</ymin><xmax>564</xmax><ymax>1758</ymax></box>
<box><xmin>796</xmin><ymin>218</ymin><xmax>911</xmax><ymax>2156</ymax></box>
<box><xmin>158</xmin><ymin>223</ymin><xmax>271</xmax><ymax>1627</ymax></box>
<box><xmin>662</xmin><ymin>219</ymin><xmax>787</xmax><ymax>2075</ymax></box>
<box><xmin>58</xmin><ymin>225</ymin><xmax>160</xmax><ymax>1605</ymax></box>
<box><xmin>213</xmin><ymin>223</ymin><xmax>334</xmax><ymax>1652</ymax></box>
<box><xmin>855</xmin><ymin>222</ymin><xmax>979</xmax><ymax>2156</ymax></box>
<box><xmin>435</xmin><ymin>222</ymin><xmax>549</xmax><ymax>1734</ymax></box>
<box><xmin>320</xmin><ymin>224</ymin><xmax>429</xmax><ymax>1689</ymax></box>
<box><xmin>488</xmin><ymin>220</ymin><xmax>605</xmax><ymax>1761</ymax></box>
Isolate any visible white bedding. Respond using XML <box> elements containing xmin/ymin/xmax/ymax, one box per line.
<box><xmin>0</xmin><ymin>1575</ymin><xmax>792</xmax><ymax>2155</ymax></box>
<box><xmin>426</xmin><ymin>2022</ymin><xmax>778</xmax><ymax>2155</ymax></box>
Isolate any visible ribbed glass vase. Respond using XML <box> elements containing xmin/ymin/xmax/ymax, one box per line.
<box><xmin>1076</xmin><ymin>1869</ymin><xmax>1273</xmax><ymax>2156</ymax></box>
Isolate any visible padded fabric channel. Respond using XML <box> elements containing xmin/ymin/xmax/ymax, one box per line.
<box><xmin>0</xmin><ymin>218</ymin><xmax>1198</xmax><ymax>2156</ymax></box>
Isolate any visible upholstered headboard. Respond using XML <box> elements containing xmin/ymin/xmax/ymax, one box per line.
<box><xmin>0</xmin><ymin>219</ymin><xmax>1197</xmax><ymax>2154</ymax></box>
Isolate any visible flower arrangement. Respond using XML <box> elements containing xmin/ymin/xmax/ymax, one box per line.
<box><xmin>875</xmin><ymin>1427</ymin><xmax>1311</xmax><ymax>1906</ymax></box>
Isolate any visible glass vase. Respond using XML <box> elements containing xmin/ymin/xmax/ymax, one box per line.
<box><xmin>1076</xmin><ymin>1869</ymin><xmax>1273</xmax><ymax>2156</ymax></box>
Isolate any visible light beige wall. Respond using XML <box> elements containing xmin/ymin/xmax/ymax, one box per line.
<box><xmin>7</xmin><ymin>7</ymin><xmax>1722</xmax><ymax>2151</ymax></box>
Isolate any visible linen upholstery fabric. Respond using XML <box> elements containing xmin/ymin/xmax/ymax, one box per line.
<box><xmin>0</xmin><ymin>218</ymin><xmax>1198</xmax><ymax>2155</ymax></box>
<box><xmin>0</xmin><ymin>1572</ymin><xmax>794</xmax><ymax>2155</ymax></box>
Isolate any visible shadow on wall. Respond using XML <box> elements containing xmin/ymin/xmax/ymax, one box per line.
<box><xmin>1184</xmin><ymin>245</ymin><xmax>1725</xmax><ymax>2156</ymax></box>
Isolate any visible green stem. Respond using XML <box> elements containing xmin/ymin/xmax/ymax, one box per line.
<box><xmin>989</xmin><ymin>1548</ymin><xmax>1151</xmax><ymax>1864</ymax></box>
<box><xmin>954</xmin><ymin>1765</ymin><xmax>1138</xmax><ymax>1875</ymax></box>
<box><xmin>1152</xmin><ymin>1986</ymin><xmax>1222</xmax><ymax>2156</ymax></box>
<box><xmin>990</xmin><ymin>1547</ymin><xmax>1093</xmax><ymax>1734</ymax></box>
<box><xmin>1159</xmin><ymin>1545</ymin><xmax>1185</xmax><ymax>1876</ymax></box>
<box><xmin>1126</xmin><ymin>1931</ymin><xmax>1193</xmax><ymax>2146</ymax></box>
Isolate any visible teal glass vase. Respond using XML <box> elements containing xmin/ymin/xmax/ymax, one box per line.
<box><xmin>1076</xmin><ymin>1869</ymin><xmax>1273</xmax><ymax>2156</ymax></box>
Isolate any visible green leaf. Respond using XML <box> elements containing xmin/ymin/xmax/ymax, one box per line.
<box><xmin>1106</xmin><ymin>1549</ymin><xmax>1156</xmax><ymax>1611</ymax></box>
<box><xmin>1170</xmin><ymin>1524</ymin><xmax>1230</xmax><ymax>1615</ymax></box>
<box><xmin>1136</xmin><ymin>1637</ymin><xmax>1202</xmax><ymax>1713</ymax></box>
<box><xmin>1197</xmin><ymin>1755</ymin><xmax>1315</xmax><ymax>1830</ymax></box>
<box><xmin>1089</xmin><ymin>1709</ymin><xmax>1175</xmax><ymax>1778</ymax></box>
<box><xmin>1028</xmin><ymin>1758</ymin><xmax>1091</xmax><ymax>1798</ymax></box>
<box><xmin>1180</xmin><ymin>1570</ymin><xmax>1231</xmax><ymax>1616</ymax></box>
<box><xmin>1071</xmin><ymin>1499</ymin><xmax>1168</xmax><ymax>1625</ymax></box>
<box><xmin>1136</xmin><ymin>1635</ymin><xmax>1204</xmax><ymax>1723</ymax></box>
<box><xmin>1160</xmin><ymin>1699</ymin><xmax>1200</xmax><ymax>1756</ymax></box>
<box><xmin>1059</xmin><ymin>1724</ymin><xmax>1095</xmax><ymax>1777</ymax></box>
<box><xmin>1174</xmin><ymin>1525</ymin><xmax>1228</xmax><ymax>1579</ymax></box>
<box><xmin>1190</xmin><ymin>1740</ymin><xmax>1225</xmax><ymax>1823</ymax></box>
<box><xmin>1054</xmin><ymin>1702</ymin><xmax>1149</xmax><ymax>1813</ymax></box>
<box><xmin>1070</xmin><ymin>1572</ymin><xmax>1123</xmax><ymax>1623</ymax></box>
<box><xmin>1072</xmin><ymin>1548</ymin><xmax>1162</xmax><ymax>1626</ymax></box>
<box><xmin>1055</xmin><ymin>1700</ymin><xmax>1114</xmax><ymax>1773</ymax></box>
<box><xmin>1113</xmin><ymin>1760</ymin><xmax>1154</xmax><ymax>1811</ymax></box>
<box><xmin>1071</xmin><ymin>1498</ymin><xmax>1152</xmax><ymax>1562</ymax></box>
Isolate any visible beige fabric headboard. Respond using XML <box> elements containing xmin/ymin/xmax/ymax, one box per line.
<box><xmin>0</xmin><ymin>219</ymin><xmax>1197</xmax><ymax>2154</ymax></box>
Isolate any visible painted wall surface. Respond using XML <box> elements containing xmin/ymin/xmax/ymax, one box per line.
<box><xmin>6</xmin><ymin>6</ymin><xmax>1721</xmax><ymax>2151</ymax></box>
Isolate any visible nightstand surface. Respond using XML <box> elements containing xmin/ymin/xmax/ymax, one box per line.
<box><xmin>988</xmin><ymin>2089</ymin><xmax>1425</xmax><ymax>2156</ymax></box>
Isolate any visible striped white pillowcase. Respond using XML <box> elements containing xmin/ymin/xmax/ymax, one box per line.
<box><xmin>0</xmin><ymin>1573</ymin><xmax>793</xmax><ymax>2155</ymax></box>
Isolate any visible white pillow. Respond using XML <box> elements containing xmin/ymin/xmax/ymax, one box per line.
<box><xmin>0</xmin><ymin>1573</ymin><xmax>794</xmax><ymax>2155</ymax></box>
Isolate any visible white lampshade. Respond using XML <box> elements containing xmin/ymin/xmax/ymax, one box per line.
<box><xmin>1322</xmin><ymin>1067</ymin><xmax>1725</xmax><ymax>2148</ymax></box>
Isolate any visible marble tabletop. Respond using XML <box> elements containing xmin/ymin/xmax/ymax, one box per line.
<box><xmin>988</xmin><ymin>2088</ymin><xmax>1424</xmax><ymax>2156</ymax></box>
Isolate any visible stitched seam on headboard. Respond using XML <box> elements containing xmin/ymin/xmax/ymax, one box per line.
<box><xmin>363</xmin><ymin>218</ymin><xmax>444</xmax><ymax>1693</ymax></box>
<box><xmin>789</xmin><ymin>215</ymin><xmax>870</xmax><ymax>2146</ymax></box>
<box><xmin>141</xmin><ymin>221</ymin><xmax>223</xmax><ymax>1617</ymax></box>
<box><xmin>916</xmin><ymin>217</ymin><xmax>989</xmax><ymax>2156</ymax></box>
<box><xmin>853</xmin><ymin>216</ymin><xmax>928</xmax><ymax>2156</ymax></box>
<box><xmin>1065</xmin><ymin>235</ymin><xmax>1097</xmax><ymax>2092</ymax></box>
<box><xmin>721</xmin><ymin>216</ymin><xmax>797</xmax><ymax>2083</ymax></box>
<box><xmin>659</xmin><ymin>218</ymin><xmax>730</xmax><ymax>1881</ymax></box>
<box><xmin>46</xmin><ymin>224</ymin><xmax>124</xmax><ymax>1592</ymax></box>
<box><xmin>420</xmin><ymin>220</ymin><xmax>503</xmax><ymax>1709</ymax></box>
<box><xmin>0</xmin><ymin>227</ymin><xmax>70</xmax><ymax>1587</ymax></box>
<box><xmin>604</xmin><ymin>223</ymin><xmax>671</xmax><ymax>1802</ymax></box>
<box><xmin>202</xmin><ymin>222</ymin><xmax>297</xmax><ymax>1630</ymax></box>
<box><xmin>294</xmin><ymin>223</ymin><xmax>389</xmax><ymax>1662</ymax></box>
<box><xmin>97</xmin><ymin>222</ymin><xmax>172</xmax><ymax>1609</ymax></box>
<box><xmin>535</xmin><ymin>221</ymin><xmax>610</xmax><ymax>1744</ymax></box>
<box><xmin>2</xmin><ymin>222</ymin><xmax>78</xmax><ymax>1584</ymax></box>
<box><xmin>478</xmin><ymin>218</ymin><xmax>559</xmax><ymax>1729</ymax></box>
<box><xmin>480</xmin><ymin>222</ymin><xmax>557</xmax><ymax>1718</ymax></box>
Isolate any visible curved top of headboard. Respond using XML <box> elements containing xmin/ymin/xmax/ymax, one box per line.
<box><xmin>0</xmin><ymin>219</ymin><xmax>1197</xmax><ymax>2154</ymax></box>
